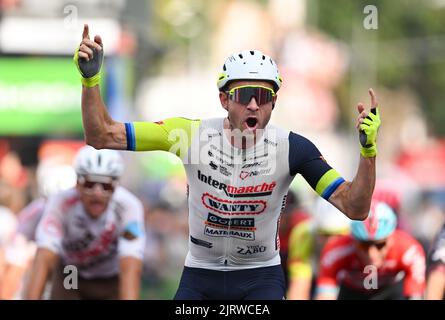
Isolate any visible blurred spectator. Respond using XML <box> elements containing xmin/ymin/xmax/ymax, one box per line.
<box><xmin>0</xmin><ymin>162</ymin><xmax>77</xmax><ymax>299</ymax></box>
<box><xmin>425</xmin><ymin>221</ymin><xmax>445</xmax><ymax>300</ymax></box>
<box><xmin>286</xmin><ymin>198</ymin><xmax>350</xmax><ymax>300</ymax></box>
<box><xmin>0</xmin><ymin>178</ymin><xmax>17</xmax><ymax>292</ymax></box>
<box><xmin>278</xmin><ymin>189</ymin><xmax>310</xmax><ymax>288</ymax></box>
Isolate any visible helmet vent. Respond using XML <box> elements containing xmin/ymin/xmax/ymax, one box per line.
<box><xmin>250</xmin><ymin>50</ymin><xmax>254</xmax><ymax>55</ymax></box>
<box><xmin>97</xmin><ymin>154</ymin><xmax>102</xmax><ymax>167</ymax></box>
<box><xmin>223</xmin><ymin>64</ymin><xmax>226</xmax><ymax>71</ymax></box>
<box><xmin>262</xmin><ymin>55</ymin><xmax>265</xmax><ymax>60</ymax></box>
<box><xmin>238</xmin><ymin>54</ymin><xmax>243</xmax><ymax>59</ymax></box>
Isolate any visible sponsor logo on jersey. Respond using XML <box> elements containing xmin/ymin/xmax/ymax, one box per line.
<box><xmin>210</xmin><ymin>144</ymin><xmax>234</xmax><ymax>159</ymax></box>
<box><xmin>245</xmin><ymin>153</ymin><xmax>269</xmax><ymax>162</ymax></box>
<box><xmin>236</xmin><ymin>245</ymin><xmax>266</xmax><ymax>255</ymax></box>
<box><xmin>205</xmin><ymin>212</ymin><xmax>255</xmax><ymax>230</ymax></box>
<box><xmin>219</xmin><ymin>166</ymin><xmax>231</xmax><ymax>177</ymax></box>
<box><xmin>204</xmin><ymin>226</ymin><xmax>255</xmax><ymax>240</ymax></box>
<box><xmin>198</xmin><ymin>171</ymin><xmax>276</xmax><ymax>198</ymax></box>
<box><xmin>201</xmin><ymin>193</ymin><xmax>266</xmax><ymax>215</ymax></box>
<box><xmin>209</xmin><ymin>161</ymin><xmax>218</xmax><ymax>170</ymax></box>
<box><xmin>239</xmin><ymin>168</ymin><xmax>272</xmax><ymax>180</ymax></box>
<box><xmin>241</xmin><ymin>161</ymin><xmax>265</xmax><ymax>169</ymax></box>
<box><xmin>208</xmin><ymin>132</ymin><xmax>222</xmax><ymax>139</ymax></box>
<box><xmin>66</xmin><ymin>223</ymin><xmax>118</xmax><ymax>262</ymax></box>
<box><xmin>264</xmin><ymin>138</ymin><xmax>278</xmax><ymax>147</ymax></box>
<box><xmin>208</xmin><ymin>145</ymin><xmax>234</xmax><ymax>167</ymax></box>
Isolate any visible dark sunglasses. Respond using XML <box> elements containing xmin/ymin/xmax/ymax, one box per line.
<box><xmin>78</xmin><ymin>176</ymin><xmax>116</xmax><ymax>193</ymax></box>
<box><xmin>226</xmin><ymin>85</ymin><xmax>275</xmax><ymax>105</ymax></box>
<box><xmin>81</xmin><ymin>180</ymin><xmax>115</xmax><ymax>192</ymax></box>
<box><xmin>357</xmin><ymin>240</ymin><xmax>387</xmax><ymax>250</ymax></box>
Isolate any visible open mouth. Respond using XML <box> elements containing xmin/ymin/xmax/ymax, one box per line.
<box><xmin>245</xmin><ymin>117</ymin><xmax>258</xmax><ymax>129</ymax></box>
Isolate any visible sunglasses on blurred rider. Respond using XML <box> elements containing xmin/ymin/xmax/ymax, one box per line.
<box><xmin>226</xmin><ymin>85</ymin><xmax>275</xmax><ymax>106</ymax></box>
<box><xmin>78</xmin><ymin>175</ymin><xmax>117</xmax><ymax>193</ymax></box>
<box><xmin>357</xmin><ymin>239</ymin><xmax>388</xmax><ymax>251</ymax></box>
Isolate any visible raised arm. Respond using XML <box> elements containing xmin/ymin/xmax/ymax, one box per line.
<box><xmin>74</xmin><ymin>24</ymin><xmax>126</xmax><ymax>150</ymax></box>
<box><xmin>329</xmin><ymin>89</ymin><xmax>381</xmax><ymax>220</ymax></box>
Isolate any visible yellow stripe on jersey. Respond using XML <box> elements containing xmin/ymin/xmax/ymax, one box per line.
<box><xmin>315</xmin><ymin>169</ymin><xmax>345</xmax><ymax>200</ymax></box>
<box><xmin>126</xmin><ymin>118</ymin><xmax>201</xmax><ymax>158</ymax></box>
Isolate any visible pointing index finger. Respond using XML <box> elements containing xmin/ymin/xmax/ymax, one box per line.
<box><xmin>82</xmin><ymin>24</ymin><xmax>90</xmax><ymax>40</ymax></box>
<box><xmin>369</xmin><ymin>88</ymin><xmax>378</xmax><ymax>109</ymax></box>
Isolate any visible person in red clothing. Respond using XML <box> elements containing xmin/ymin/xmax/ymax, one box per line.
<box><xmin>315</xmin><ymin>200</ymin><xmax>425</xmax><ymax>300</ymax></box>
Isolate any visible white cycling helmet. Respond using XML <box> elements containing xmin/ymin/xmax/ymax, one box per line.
<box><xmin>74</xmin><ymin>145</ymin><xmax>124</xmax><ymax>178</ymax></box>
<box><xmin>313</xmin><ymin>198</ymin><xmax>351</xmax><ymax>235</ymax></box>
<box><xmin>217</xmin><ymin>50</ymin><xmax>283</xmax><ymax>92</ymax></box>
<box><xmin>37</xmin><ymin>163</ymin><xmax>77</xmax><ymax>197</ymax></box>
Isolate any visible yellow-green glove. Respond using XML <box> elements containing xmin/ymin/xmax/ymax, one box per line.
<box><xmin>359</xmin><ymin>107</ymin><xmax>381</xmax><ymax>158</ymax></box>
<box><xmin>73</xmin><ymin>45</ymin><xmax>103</xmax><ymax>87</ymax></box>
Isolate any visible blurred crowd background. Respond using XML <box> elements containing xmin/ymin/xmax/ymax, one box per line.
<box><xmin>1</xmin><ymin>0</ymin><xmax>445</xmax><ymax>299</ymax></box>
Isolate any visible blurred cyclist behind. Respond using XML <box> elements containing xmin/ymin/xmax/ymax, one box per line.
<box><xmin>25</xmin><ymin>146</ymin><xmax>145</xmax><ymax>300</ymax></box>
<box><xmin>0</xmin><ymin>179</ymin><xmax>17</xmax><ymax>292</ymax></box>
<box><xmin>286</xmin><ymin>198</ymin><xmax>350</xmax><ymax>299</ymax></box>
<box><xmin>278</xmin><ymin>190</ymin><xmax>311</xmax><ymax>289</ymax></box>
<box><xmin>316</xmin><ymin>200</ymin><xmax>425</xmax><ymax>300</ymax></box>
<box><xmin>372</xmin><ymin>181</ymin><xmax>412</xmax><ymax>232</ymax></box>
<box><xmin>425</xmin><ymin>222</ymin><xmax>445</xmax><ymax>300</ymax></box>
<box><xmin>1</xmin><ymin>163</ymin><xmax>77</xmax><ymax>299</ymax></box>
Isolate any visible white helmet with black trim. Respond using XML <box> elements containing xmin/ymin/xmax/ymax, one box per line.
<box><xmin>217</xmin><ymin>50</ymin><xmax>282</xmax><ymax>92</ymax></box>
<box><xmin>74</xmin><ymin>145</ymin><xmax>124</xmax><ymax>178</ymax></box>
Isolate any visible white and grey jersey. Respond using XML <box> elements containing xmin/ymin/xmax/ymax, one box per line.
<box><xmin>182</xmin><ymin>118</ymin><xmax>343</xmax><ymax>271</ymax></box>
<box><xmin>36</xmin><ymin>187</ymin><xmax>145</xmax><ymax>279</ymax></box>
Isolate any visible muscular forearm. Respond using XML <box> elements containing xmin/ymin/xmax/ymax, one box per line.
<box><xmin>329</xmin><ymin>156</ymin><xmax>375</xmax><ymax>220</ymax></box>
<box><xmin>76</xmin><ymin>24</ymin><xmax>126</xmax><ymax>150</ymax></box>
<box><xmin>330</xmin><ymin>88</ymin><xmax>380</xmax><ymax>220</ymax></box>
<box><xmin>25</xmin><ymin>249</ymin><xmax>58</xmax><ymax>300</ymax></box>
<box><xmin>119</xmin><ymin>257</ymin><xmax>142</xmax><ymax>300</ymax></box>
<box><xmin>81</xmin><ymin>86</ymin><xmax>126</xmax><ymax>150</ymax></box>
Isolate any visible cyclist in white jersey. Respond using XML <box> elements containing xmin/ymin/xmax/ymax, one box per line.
<box><xmin>1</xmin><ymin>163</ymin><xmax>76</xmax><ymax>299</ymax></box>
<box><xmin>25</xmin><ymin>146</ymin><xmax>145</xmax><ymax>300</ymax></box>
<box><xmin>74</xmin><ymin>24</ymin><xmax>382</xmax><ymax>299</ymax></box>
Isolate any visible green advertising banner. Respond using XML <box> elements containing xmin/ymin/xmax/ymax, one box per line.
<box><xmin>0</xmin><ymin>58</ymin><xmax>83</xmax><ymax>135</ymax></box>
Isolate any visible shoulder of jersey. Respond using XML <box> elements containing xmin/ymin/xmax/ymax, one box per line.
<box><xmin>113</xmin><ymin>186</ymin><xmax>143</xmax><ymax>206</ymax></box>
<box><xmin>17</xmin><ymin>197</ymin><xmax>46</xmax><ymax>222</ymax></box>
<box><xmin>267</xmin><ymin>122</ymin><xmax>289</xmax><ymax>136</ymax></box>
<box><xmin>199</xmin><ymin>117</ymin><xmax>224</xmax><ymax>129</ymax></box>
